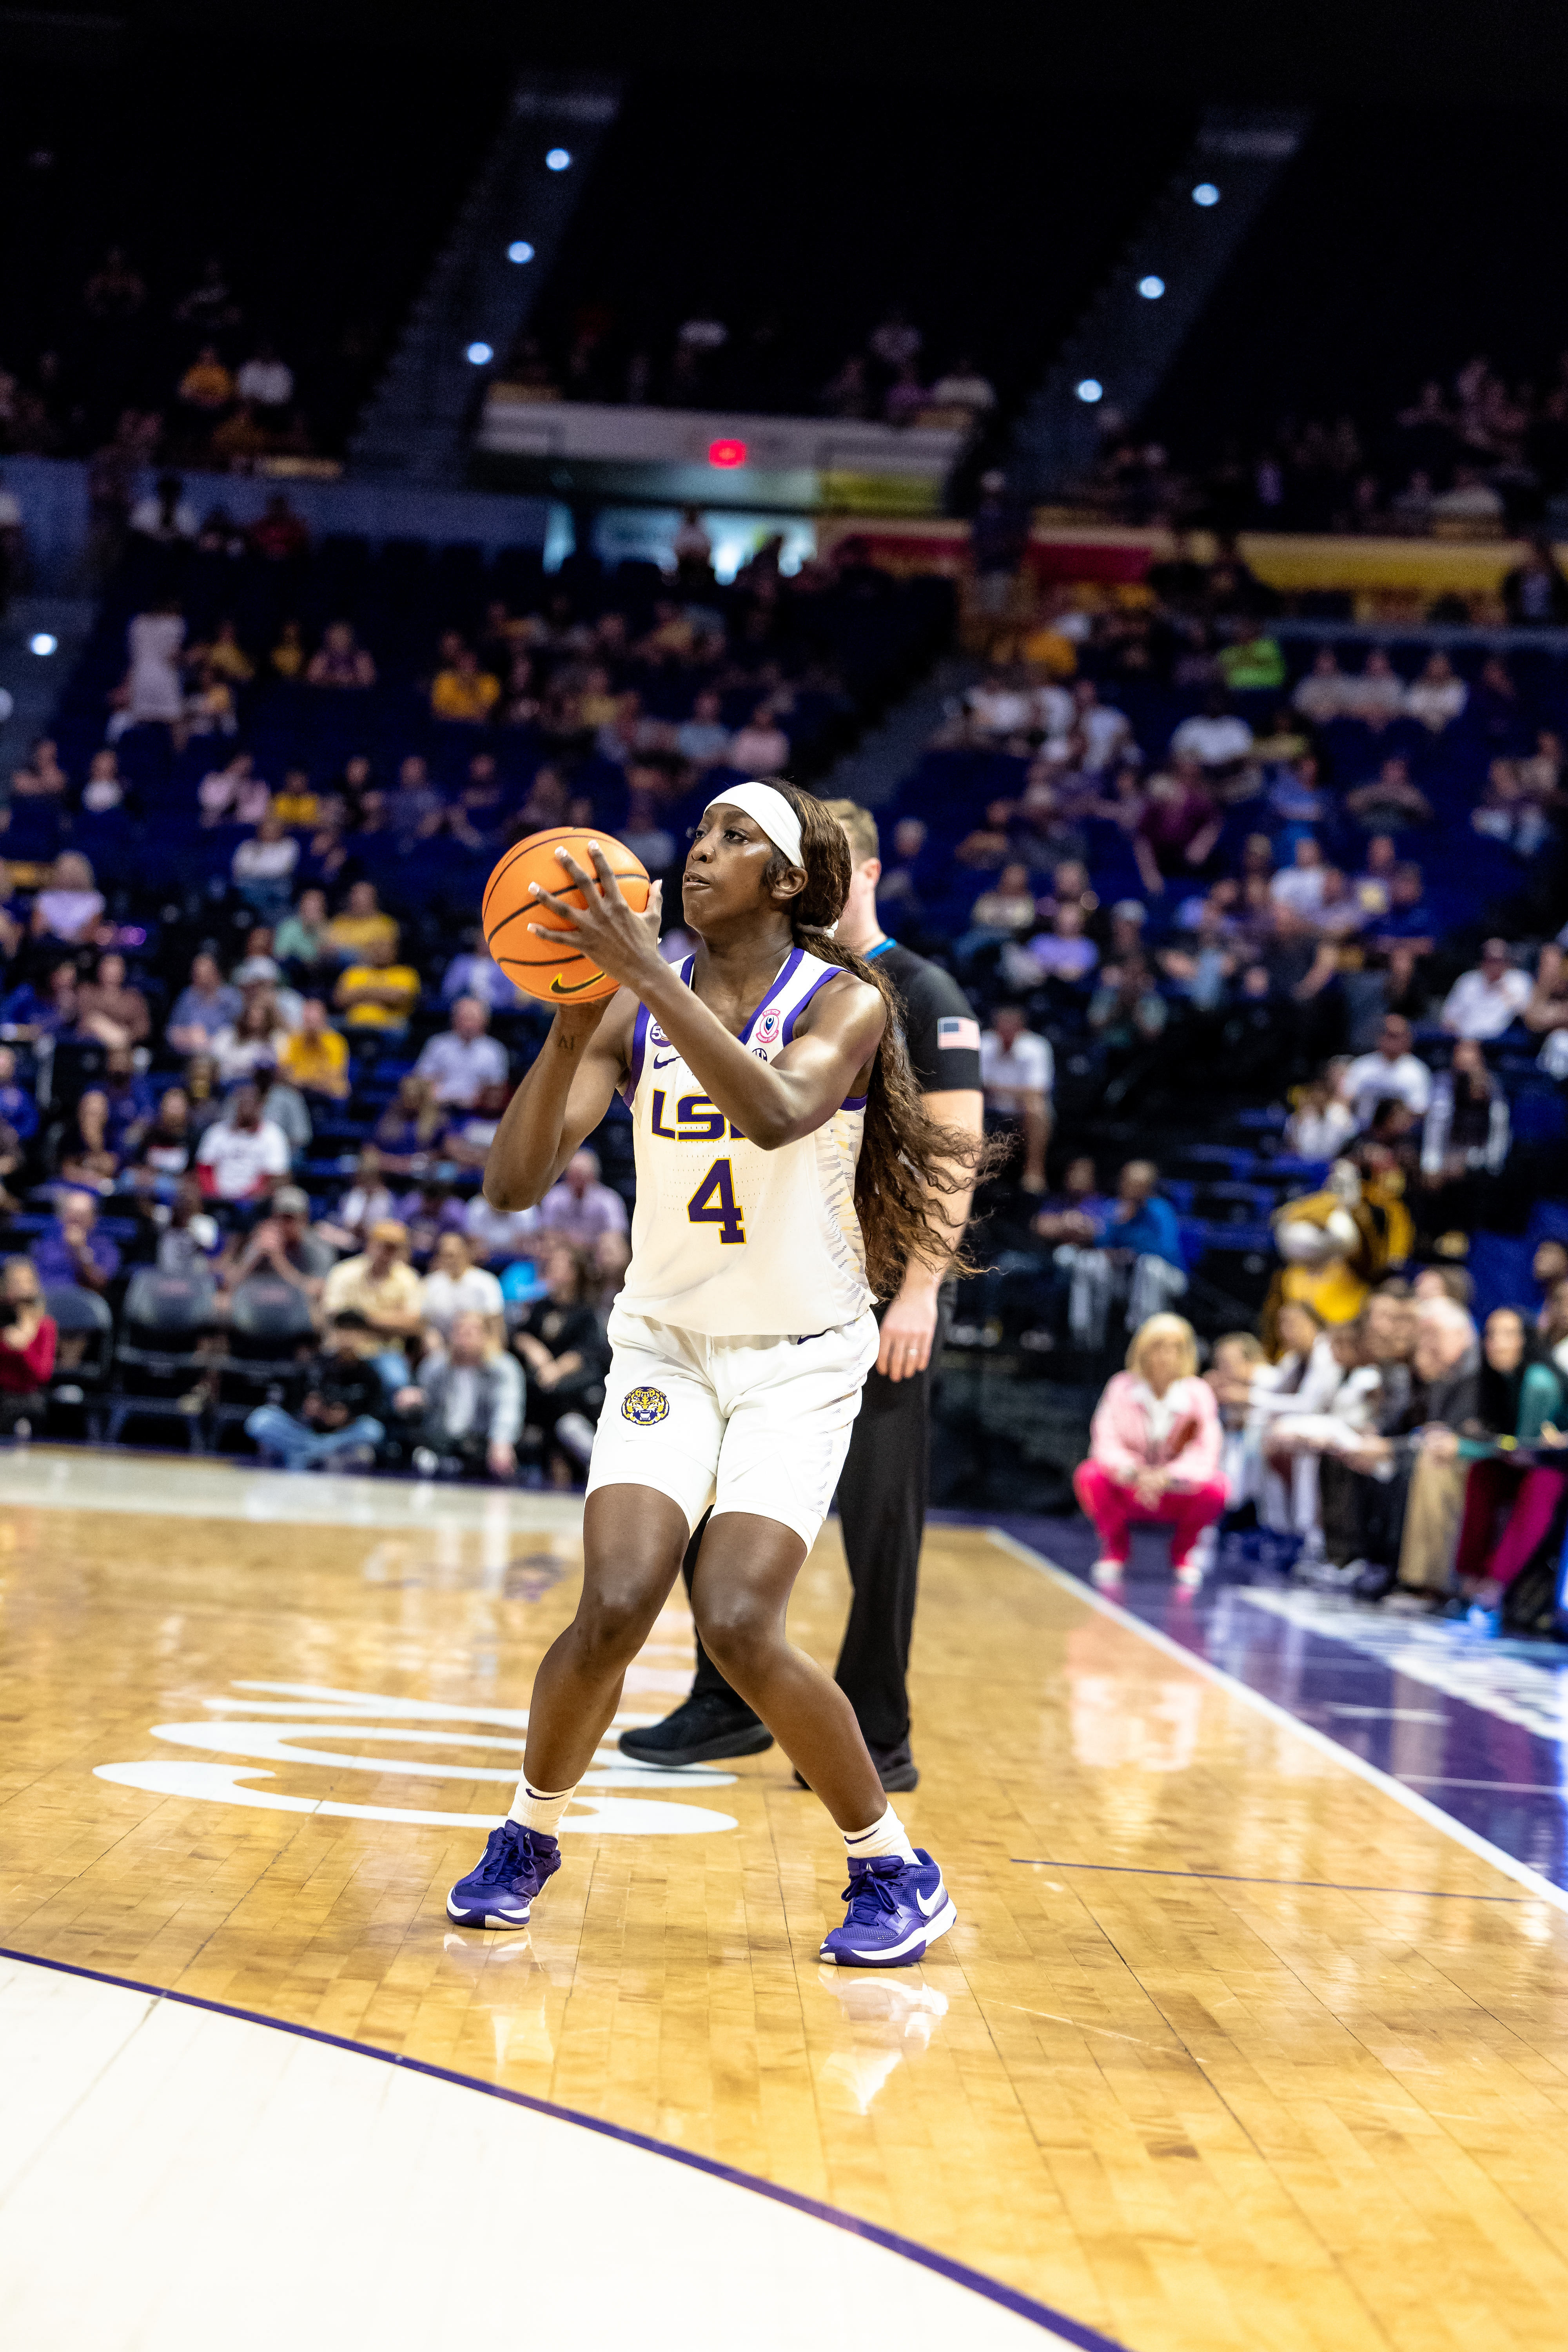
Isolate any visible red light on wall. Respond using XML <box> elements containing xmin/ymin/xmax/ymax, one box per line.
<box><xmin>708</xmin><ymin>437</ymin><xmax>747</xmax><ymax>469</ymax></box>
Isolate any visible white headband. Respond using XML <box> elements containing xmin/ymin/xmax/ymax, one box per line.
<box><xmin>704</xmin><ymin>781</ymin><xmax>803</xmax><ymax>871</ymax></box>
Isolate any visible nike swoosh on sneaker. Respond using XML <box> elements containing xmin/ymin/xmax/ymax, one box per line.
<box><xmin>916</xmin><ymin>1883</ymin><xmax>946</xmax><ymax>1916</ymax></box>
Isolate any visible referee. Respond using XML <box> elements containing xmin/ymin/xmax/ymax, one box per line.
<box><xmin>620</xmin><ymin>799</ymin><xmax>983</xmax><ymax>1793</ymax></box>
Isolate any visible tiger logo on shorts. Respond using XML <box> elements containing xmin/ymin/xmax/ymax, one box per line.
<box><xmin>622</xmin><ymin>1385</ymin><xmax>670</xmax><ymax>1425</ymax></box>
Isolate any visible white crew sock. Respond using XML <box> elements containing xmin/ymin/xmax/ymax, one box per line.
<box><xmin>843</xmin><ymin>1804</ymin><xmax>917</xmax><ymax>1865</ymax></box>
<box><xmin>508</xmin><ymin>1778</ymin><xmax>576</xmax><ymax>1839</ymax></box>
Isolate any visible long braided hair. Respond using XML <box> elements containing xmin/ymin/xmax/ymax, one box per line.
<box><xmin>756</xmin><ymin>780</ymin><xmax>991</xmax><ymax>1299</ymax></box>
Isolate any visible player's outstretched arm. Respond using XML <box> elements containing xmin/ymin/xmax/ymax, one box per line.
<box><xmin>530</xmin><ymin>847</ymin><xmax>884</xmax><ymax>1149</ymax></box>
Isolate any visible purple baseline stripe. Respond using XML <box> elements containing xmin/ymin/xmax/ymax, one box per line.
<box><xmin>624</xmin><ymin>1000</ymin><xmax>651</xmax><ymax>1105</ymax></box>
<box><xmin>742</xmin><ymin>944</ymin><xmax>803</xmax><ymax>1042</ymax></box>
<box><xmin>0</xmin><ymin>1940</ymin><xmax>1132</xmax><ymax>2351</ymax></box>
<box><xmin>780</xmin><ymin>961</ymin><xmax>838</xmax><ymax>1045</ymax></box>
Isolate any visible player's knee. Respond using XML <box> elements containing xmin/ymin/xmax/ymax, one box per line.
<box><xmin>573</xmin><ymin>1584</ymin><xmax>658</xmax><ymax>1672</ymax></box>
<box><xmin>693</xmin><ymin>1590</ymin><xmax>779</xmax><ymax>1680</ymax></box>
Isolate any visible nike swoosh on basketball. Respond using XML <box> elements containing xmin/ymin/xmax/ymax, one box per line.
<box><xmin>916</xmin><ymin>1884</ymin><xmax>946</xmax><ymax>1916</ymax></box>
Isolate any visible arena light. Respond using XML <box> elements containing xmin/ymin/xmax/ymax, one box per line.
<box><xmin>28</xmin><ymin>632</ymin><xmax>58</xmax><ymax>656</ymax></box>
<box><xmin>1137</xmin><ymin>274</ymin><xmax>1166</xmax><ymax>300</ymax></box>
<box><xmin>708</xmin><ymin>437</ymin><xmax>748</xmax><ymax>469</ymax></box>
<box><xmin>1191</xmin><ymin>181</ymin><xmax>1220</xmax><ymax>207</ymax></box>
<box><xmin>1074</xmin><ymin>378</ymin><xmax>1103</xmax><ymax>405</ymax></box>
<box><xmin>466</xmin><ymin>341</ymin><xmax>494</xmax><ymax>366</ymax></box>
<box><xmin>507</xmin><ymin>240</ymin><xmax>535</xmax><ymax>264</ymax></box>
<box><xmin>545</xmin><ymin>147</ymin><xmax>572</xmax><ymax>171</ymax></box>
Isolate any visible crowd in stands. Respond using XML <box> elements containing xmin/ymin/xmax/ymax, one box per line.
<box><xmin>508</xmin><ymin>301</ymin><xmax>998</xmax><ymax>433</ymax></box>
<box><xmin>1094</xmin><ymin>350</ymin><xmax>1568</xmax><ymax>537</ymax></box>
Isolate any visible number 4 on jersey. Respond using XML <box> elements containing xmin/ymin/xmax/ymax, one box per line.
<box><xmin>687</xmin><ymin>1157</ymin><xmax>746</xmax><ymax>1245</ymax></box>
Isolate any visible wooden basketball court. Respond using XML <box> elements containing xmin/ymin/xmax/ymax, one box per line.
<box><xmin>4</xmin><ymin>1446</ymin><xmax>1568</xmax><ymax>2350</ymax></box>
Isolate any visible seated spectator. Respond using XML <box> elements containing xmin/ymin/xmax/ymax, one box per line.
<box><xmin>1218</xmin><ymin>628</ymin><xmax>1286</xmax><ymax>694</ymax></box>
<box><xmin>1368</xmin><ymin>862</ymin><xmax>1435</xmax><ymax>956</ymax></box>
<box><xmin>440</xmin><ymin>936</ymin><xmax>524</xmax><ymax>1014</ymax></box>
<box><xmin>326</xmin><ymin>879</ymin><xmax>398</xmax><ymax>964</ymax></box>
<box><xmin>1133</xmin><ymin>763</ymin><xmax>1221</xmax><ymax>894</ymax></box>
<box><xmin>322</xmin><ymin>1218</ymin><xmax>426</xmax><ymax>1389</ymax></box>
<box><xmin>79</xmin><ymin>748</ymin><xmax>127</xmax><ymax>812</ymax></box>
<box><xmin>1503</xmin><ymin>537</ymin><xmax>1568</xmax><ymax>627</ymax></box>
<box><xmin>32</xmin><ymin>852</ymin><xmax>105</xmax><ymax>947</ymax></box>
<box><xmin>223</xmin><ymin>1185</ymin><xmax>335</xmax><ymax>1305</ymax></box>
<box><xmin>1332</xmin><ymin>1296</ymin><xmax>1479</xmax><ymax>1605</ymax></box>
<box><xmin>1052</xmin><ymin>1158</ymin><xmax>1187</xmax><ymax>1350</ymax></box>
<box><xmin>134</xmin><ymin>1086</ymin><xmax>197</xmax><ymax>1177</ymax></box>
<box><xmin>1292</xmin><ymin>647</ymin><xmax>1350</xmax><ymax>723</ymax></box>
<box><xmin>194</xmin><ymin>1082</ymin><xmax>291</xmax><ymax>1202</ymax></box>
<box><xmin>1345</xmin><ymin>757</ymin><xmax>1433</xmax><ymax>832</ymax></box>
<box><xmin>1072</xmin><ymin>1312</ymin><xmax>1226</xmax><ymax>1590</ymax></box>
<box><xmin>270</xmin><ymin>620</ymin><xmax>306</xmax><ymax>679</ymax></box>
<box><xmin>54</xmin><ymin>1089</ymin><xmax>119</xmax><ymax>1192</ymax></box>
<box><xmin>1343</xmin><ymin>1015</ymin><xmax>1433</xmax><ymax>1127</ymax></box>
<box><xmin>1342</xmin><ymin>649</ymin><xmax>1407</xmax><ymax>727</ymax></box>
<box><xmin>980</xmin><ymin>1004</ymin><xmax>1053</xmax><ymax>1193</ymax></box>
<box><xmin>245</xmin><ymin>1314</ymin><xmax>386</xmax><ymax>1474</ymax></box>
<box><xmin>210</xmin><ymin>996</ymin><xmax>289</xmax><ymax>1085</ymax></box>
<box><xmin>1069</xmin><ymin>679</ymin><xmax>1133</xmax><ymax>774</ymax></box>
<box><xmin>306</xmin><ymin>621</ymin><xmax>376</xmax><ymax>690</ymax></box>
<box><xmin>198</xmin><ymin>751</ymin><xmax>270</xmax><ymax>828</ymax></box>
<box><xmin>178</xmin><ymin>343</ymin><xmax>234</xmax><ymax>415</ymax></box>
<box><xmin>431</xmin><ymin>646</ymin><xmax>500</xmax><ymax>724</ymax></box>
<box><xmin>397</xmin><ymin>1175</ymin><xmax>467</xmax><ymax>1265</ymax></box>
<box><xmin>465</xmin><ymin>1190</ymin><xmax>540</xmax><ymax>1270</ymax></box>
<box><xmin>1419</xmin><ymin>1040</ymin><xmax>1510</xmax><ymax>1230</ymax></box>
<box><xmin>1404</xmin><ymin>652</ymin><xmax>1468</xmax><ymax>732</ymax></box>
<box><xmin>538</xmin><ymin>1147</ymin><xmax>630</xmax><ymax>1249</ymax></box>
<box><xmin>727</xmin><ymin>703</ymin><xmax>790</xmax><ymax>774</ymax></box>
<box><xmin>1</xmin><ymin>958</ymin><xmax>80</xmax><ymax>1043</ymax></box>
<box><xmin>513</xmin><ymin>1241</ymin><xmax>609</xmax><ymax>1481</ymax></box>
<box><xmin>414</xmin><ymin>996</ymin><xmax>508</xmax><ymax>1108</ymax></box>
<box><xmin>1526</xmin><ymin>942</ymin><xmax>1568</xmax><ymax>1074</ymax></box>
<box><xmin>278</xmin><ymin>996</ymin><xmax>350</xmax><ymax>1101</ymax></box>
<box><xmin>271</xmin><ymin>768</ymin><xmax>320</xmax><ymax>829</ymax></box>
<box><xmin>232</xmin><ymin>813</ymin><xmax>300</xmax><ymax>919</ymax></box>
<box><xmin>0</xmin><ymin>1256</ymin><xmax>57</xmax><ymax>1432</ymax></box>
<box><xmin>1009</xmin><ymin>901</ymin><xmax>1099</xmax><ymax>988</ymax></box>
<box><xmin>236</xmin><ymin>339</ymin><xmax>294</xmax><ymax>414</ymax></box>
<box><xmin>1087</xmin><ymin>954</ymin><xmax>1169</xmax><ymax>1082</ymax></box>
<box><xmin>32</xmin><ymin>1187</ymin><xmax>119</xmax><ymax>1294</ymax></box>
<box><xmin>1440</xmin><ymin>939</ymin><xmax>1531</xmax><ymax>1040</ymax></box>
<box><xmin>249</xmin><ymin>492</ymin><xmax>309</xmax><ymax>563</ymax></box>
<box><xmin>444</xmin><ymin>1081</ymin><xmax>509</xmax><ymax>1172</ymax></box>
<box><xmin>75</xmin><ymin>951</ymin><xmax>150</xmax><ymax>1051</ymax></box>
<box><xmin>967</xmin><ymin>862</ymin><xmax>1038</xmax><ymax>942</ymax></box>
<box><xmin>1269</xmin><ymin>836</ymin><xmax>1330</xmax><ymax>917</ymax></box>
<box><xmin>274</xmin><ymin>887</ymin><xmax>333</xmax><ymax>983</ymax></box>
<box><xmin>386</xmin><ymin>755</ymin><xmax>445</xmax><ymax>848</ymax></box>
<box><xmin>396</xmin><ymin>1308</ymin><xmax>522</xmax><ymax>1482</ymax></box>
<box><xmin>421</xmin><ymin>1230</ymin><xmax>504</xmax><ymax>1343</ymax></box>
<box><xmin>0</xmin><ymin>1045</ymin><xmax>38</xmax><ymax>1144</ymax></box>
<box><xmin>1284</xmin><ymin>1063</ymin><xmax>1356</xmax><ymax>1161</ymax></box>
<box><xmin>1169</xmin><ymin>691</ymin><xmax>1254</xmax><ymax>784</ymax></box>
<box><xmin>317</xmin><ymin>1147</ymin><xmax>397</xmax><ymax>1252</ymax></box>
<box><xmin>334</xmin><ymin>934</ymin><xmax>421</xmax><ymax>1038</ymax></box>
<box><xmin>676</xmin><ymin>689</ymin><xmax>731</xmax><ymax>769</ymax></box>
<box><xmin>1441</xmin><ymin>1307</ymin><xmax>1567</xmax><ymax>1622</ymax></box>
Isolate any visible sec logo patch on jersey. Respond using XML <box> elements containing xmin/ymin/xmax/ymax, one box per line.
<box><xmin>622</xmin><ymin>1385</ymin><xmax>670</xmax><ymax>1425</ymax></box>
<box><xmin>753</xmin><ymin>1009</ymin><xmax>782</xmax><ymax>1047</ymax></box>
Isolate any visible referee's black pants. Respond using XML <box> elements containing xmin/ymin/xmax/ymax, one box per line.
<box><xmin>680</xmin><ymin>1292</ymin><xmax>951</xmax><ymax>1752</ymax></box>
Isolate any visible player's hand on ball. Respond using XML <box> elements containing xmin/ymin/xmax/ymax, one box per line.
<box><xmin>528</xmin><ymin>845</ymin><xmax>664</xmax><ymax>993</ymax></box>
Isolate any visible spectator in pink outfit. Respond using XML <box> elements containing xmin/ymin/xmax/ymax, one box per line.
<box><xmin>1073</xmin><ymin>1313</ymin><xmax>1226</xmax><ymax>1592</ymax></box>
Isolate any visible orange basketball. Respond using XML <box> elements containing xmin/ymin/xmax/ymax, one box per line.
<box><xmin>481</xmin><ymin>827</ymin><xmax>652</xmax><ymax>1005</ymax></box>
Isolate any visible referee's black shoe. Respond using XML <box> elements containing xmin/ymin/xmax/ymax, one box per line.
<box><xmin>793</xmin><ymin>1740</ymin><xmax>919</xmax><ymax>1795</ymax></box>
<box><xmin>618</xmin><ymin>1691</ymin><xmax>775</xmax><ymax>1767</ymax></box>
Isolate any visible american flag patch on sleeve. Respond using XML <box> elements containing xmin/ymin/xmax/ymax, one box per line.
<box><xmin>937</xmin><ymin>1016</ymin><xmax>980</xmax><ymax>1050</ymax></box>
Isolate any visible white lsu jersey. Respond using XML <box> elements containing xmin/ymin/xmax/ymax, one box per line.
<box><xmin>614</xmin><ymin>947</ymin><xmax>872</xmax><ymax>1337</ymax></box>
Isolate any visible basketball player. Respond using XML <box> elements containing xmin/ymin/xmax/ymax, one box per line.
<box><xmin>621</xmin><ymin>800</ymin><xmax>983</xmax><ymax>1791</ymax></box>
<box><xmin>446</xmin><ymin>782</ymin><xmax>980</xmax><ymax>1964</ymax></box>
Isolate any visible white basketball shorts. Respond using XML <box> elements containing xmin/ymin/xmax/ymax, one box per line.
<box><xmin>585</xmin><ymin>1306</ymin><xmax>880</xmax><ymax>1552</ymax></box>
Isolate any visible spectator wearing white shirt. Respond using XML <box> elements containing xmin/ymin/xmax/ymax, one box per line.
<box><xmin>1169</xmin><ymin>691</ymin><xmax>1254</xmax><ymax>779</ymax></box>
<box><xmin>727</xmin><ymin>705</ymin><xmax>790</xmax><ymax>774</ymax></box>
<box><xmin>235</xmin><ymin>342</ymin><xmax>294</xmax><ymax>411</ymax></box>
<box><xmin>194</xmin><ymin>1082</ymin><xmax>292</xmax><ymax>1201</ymax></box>
<box><xmin>1343</xmin><ymin>649</ymin><xmax>1406</xmax><ymax>726</ymax></box>
<box><xmin>1292</xmin><ymin>647</ymin><xmax>1350</xmax><ymax>723</ymax></box>
<box><xmin>1405</xmin><ymin>652</ymin><xmax>1468</xmax><ymax>733</ymax></box>
<box><xmin>980</xmin><ymin>1003</ymin><xmax>1053</xmax><ymax>1192</ymax></box>
<box><xmin>1441</xmin><ymin>940</ymin><xmax>1532</xmax><ymax>1040</ymax></box>
<box><xmin>414</xmin><ymin>997</ymin><xmax>508</xmax><ymax>1107</ymax></box>
<box><xmin>232</xmin><ymin>815</ymin><xmax>299</xmax><ymax>918</ymax></box>
<box><xmin>465</xmin><ymin>1190</ymin><xmax>540</xmax><ymax>1269</ymax></box>
<box><xmin>421</xmin><ymin>1232</ymin><xmax>505</xmax><ymax>1343</ymax></box>
<box><xmin>1343</xmin><ymin>1016</ymin><xmax>1434</xmax><ymax>1127</ymax></box>
<box><xmin>1284</xmin><ymin>1063</ymin><xmax>1357</xmax><ymax>1161</ymax></box>
<box><xmin>1071</xmin><ymin>679</ymin><xmax>1134</xmax><ymax>774</ymax></box>
<box><xmin>1269</xmin><ymin>836</ymin><xmax>1329</xmax><ymax>917</ymax></box>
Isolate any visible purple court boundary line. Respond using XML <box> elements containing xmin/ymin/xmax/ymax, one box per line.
<box><xmin>0</xmin><ymin>1940</ymin><xmax>1131</xmax><ymax>2352</ymax></box>
<box><xmin>1010</xmin><ymin>1860</ymin><xmax>1529</xmax><ymax>1900</ymax></box>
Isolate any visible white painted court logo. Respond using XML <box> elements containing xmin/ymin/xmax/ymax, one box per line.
<box><xmin>622</xmin><ymin>1385</ymin><xmax>670</xmax><ymax>1425</ymax></box>
<box><xmin>93</xmin><ymin>1680</ymin><xmax>738</xmax><ymax>1836</ymax></box>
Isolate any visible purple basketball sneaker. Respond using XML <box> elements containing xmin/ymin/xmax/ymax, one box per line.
<box><xmin>819</xmin><ymin>1849</ymin><xmax>956</xmax><ymax>1967</ymax></box>
<box><xmin>446</xmin><ymin>1820</ymin><xmax>561</xmax><ymax>1929</ymax></box>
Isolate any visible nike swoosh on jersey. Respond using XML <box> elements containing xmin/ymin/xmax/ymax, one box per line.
<box><xmin>651</xmin><ymin>1052</ymin><xmax>680</xmax><ymax>1068</ymax></box>
<box><xmin>916</xmin><ymin>1882</ymin><xmax>946</xmax><ymax>1916</ymax></box>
